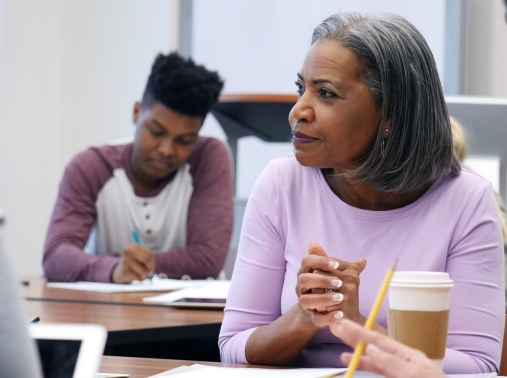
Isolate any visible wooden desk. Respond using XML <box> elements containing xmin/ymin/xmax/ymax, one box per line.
<box><xmin>22</xmin><ymin>275</ymin><xmax>175</xmax><ymax>307</ymax></box>
<box><xmin>99</xmin><ymin>356</ymin><xmax>268</xmax><ymax>378</ymax></box>
<box><xmin>25</xmin><ymin>300</ymin><xmax>223</xmax><ymax>345</ymax></box>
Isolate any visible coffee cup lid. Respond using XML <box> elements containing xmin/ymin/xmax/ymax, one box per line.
<box><xmin>390</xmin><ymin>271</ymin><xmax>454</xmax><ymax>288</ymax></box>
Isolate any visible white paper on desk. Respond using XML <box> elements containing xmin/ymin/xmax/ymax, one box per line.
<box><xmin>149</xmin><ymin>366</ymin><xmax>346</xmax><ymax>378</ymax></box>
<box><xmin>148</xmin><ymin>364</ymin><xmax>205</xmax><ymax>377</ymax></box>
<box><xmin>143</xmin><ymin>281</ymin><xmax>230</xmax><ymax>303</ymax></box>
<box><xmin>446</xmin><ymin>374</ymin><xmax>497</xmax><ymax>378</ymax></box>
<box><xmin>47</xmin><ymin>277</ymin><xmax>208</xmax><ymax>293</ymax></box>
<box><xmin>149</xmin><ymin>364</ymin><xmax>499</xmax><ymax>378</ymax></box>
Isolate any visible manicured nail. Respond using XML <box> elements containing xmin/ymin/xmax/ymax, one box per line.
<box><xmin>329</xmin><ymin>261</ymin><xmax>339</xmax><ymax>269</ymax></box>
<box><xmin>334</xmin><ymin>311</ymin><xmax>344</xmax><ymax>319</ymax></box>
<box><xmin>333</xmin><ymin>293</ymin><xmax>344</xmax><ymax>302</ymax></box>
<box><xmin>331</xmin><ymin>279</ymin><xmax>342</xmax><ymax>287</ymax></box>
<box><xmin>366</xmin><ymin>343</ymin><xmax>380</xmax><ymax>356</ymax></box>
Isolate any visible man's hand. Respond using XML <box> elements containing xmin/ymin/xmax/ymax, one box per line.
<box><xmin>111</xmin><ymin>244</ymin><xmax>155</xmax><ymax>283</ymax></box>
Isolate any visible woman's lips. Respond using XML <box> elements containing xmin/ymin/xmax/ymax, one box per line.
<box><xmin>292</xmin><ymin>131</ymin><xmax>318</xmax><ymax>144</ymax></box>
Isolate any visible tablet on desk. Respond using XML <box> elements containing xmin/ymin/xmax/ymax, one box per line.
<box><xmin>143</xmin><ymin>280</ymin><xmax>230</xmax><ymax>309</ymax></box>
<box><xmin>165</xmin><ymin>297</ymin><xmax>227</xmax><ymax>309</ymax></box>
<box><xmin>29</xmin><ymin>322</ymin><xmax>107</xmax><ymax>378</ymax></box>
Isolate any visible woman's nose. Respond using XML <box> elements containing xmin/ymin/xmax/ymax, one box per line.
<box><xmin>289</xmin><ymin>94</ymin><xmax>314</xmax><ymax>126</ymax></box>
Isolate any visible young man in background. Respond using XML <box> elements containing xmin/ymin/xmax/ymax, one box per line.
<box><xmin>43</xmin><ymin>52</ymin><xmax>233</xmax><ymax>283</ymax></box>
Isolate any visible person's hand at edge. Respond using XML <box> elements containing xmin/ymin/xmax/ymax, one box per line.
<box><xmin>334</xmin><ymin>319</ymin><xmax>445</xmax><ymax>378</ymax></box>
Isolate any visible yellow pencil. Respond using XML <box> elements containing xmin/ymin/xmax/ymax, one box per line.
<box><xmin>344</xmin><ymin>259</ymin><xmax>397</xmax><ymax>378</ymax></box>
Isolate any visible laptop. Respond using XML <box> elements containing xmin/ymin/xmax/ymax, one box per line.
<box><xmin>29</xmin><ymin>323</ymin><xmax>107</xmax><ymax>378</ymax></box>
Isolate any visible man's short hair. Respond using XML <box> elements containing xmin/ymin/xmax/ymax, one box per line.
<box><xmin>142</xmin><ymin>52</ymin><xmax>224</xmax><ymax>118</ymax></box>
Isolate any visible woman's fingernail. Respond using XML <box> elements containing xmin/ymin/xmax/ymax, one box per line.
<box><xmin>366</xmin><ymin>343</ymin><xmax>380</xmax><ymax>356</ymax></box>
<box><xmin>329</xmin><ymin>261</ymin><xmax>339</xmax><ymax>269</ymax></box>
<box><xmin>331</xmin><ymin>279</ymin><xmax>342</xmax><ymax>287</ymax></box>
<box><xmin>333</xmin><ymin>293</ymin><xmax>344</xmax><ymax>302</ymax></box>
<box><xmin>334</xmin><ymin>311</ymin><xmax>344</xmax><ymax>319</ymax></box>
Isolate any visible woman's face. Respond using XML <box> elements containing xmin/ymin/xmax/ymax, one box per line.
<box><xmin>289</xmin><ymin>39</ymin><xmax>383</xmax><ymax>173</ymax></box>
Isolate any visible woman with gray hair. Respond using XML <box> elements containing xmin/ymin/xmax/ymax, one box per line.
<box><xmin>219</xmin><ymin>13</ymin><xmax>504</xmax><ymax>374</ymax></box>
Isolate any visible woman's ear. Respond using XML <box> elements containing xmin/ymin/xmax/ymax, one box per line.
<box><xmin>132</xmin><ymin>101</ymin><xmax>142</xmax><ymax>125</ymax></box>
<box><xmin>383</xmin><ymin>119</ymin><xmax>393</xmax><ymax>138</ymax></box>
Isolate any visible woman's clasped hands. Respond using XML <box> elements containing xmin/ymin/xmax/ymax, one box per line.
<box><xmin>296</xmin><ymin>241</ymin><xmax>367</xmax><ymax>328</ymax></box>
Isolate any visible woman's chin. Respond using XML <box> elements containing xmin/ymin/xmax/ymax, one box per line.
<box><xmin>294</xmin><ymin>152</ymin><xmax>321</xmax><ymax>168</ymax></box>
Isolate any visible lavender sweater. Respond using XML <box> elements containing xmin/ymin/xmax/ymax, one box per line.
<box><xmin>43</xmin><ymin>137</ymin><xmax>234</xmax><ymax>282</ymax></box>
<box><xmin>219</xmin><ymin>156</ymin><xmax>505</xmax><ymax>374</ymax></box>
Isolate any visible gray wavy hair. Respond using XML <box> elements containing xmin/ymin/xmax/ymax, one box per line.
<box><xmin>312</xmin><ymin>13</ymin><xmax>460</xmax><ymax>193</ymax></box>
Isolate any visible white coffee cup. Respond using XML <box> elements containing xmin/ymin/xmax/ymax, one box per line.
<box><xmin>388</xmin><ymin>271</ymin><xmax>454</xmax><ymax>370</ymax></box>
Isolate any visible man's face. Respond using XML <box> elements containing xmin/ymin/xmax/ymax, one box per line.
<box><xmin>130</xmin><ymin>101</ymin><xmax>203</xmax><ymax>189</ymax></box>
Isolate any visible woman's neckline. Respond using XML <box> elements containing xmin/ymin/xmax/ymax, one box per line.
<box><xmin>314</xmin><ymin>167</ymin><xmax>444</xmax><ymax>221</ymax></box>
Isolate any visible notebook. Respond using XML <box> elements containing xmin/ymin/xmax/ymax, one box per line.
<box><xmin>29</xmin><ymin>323</ymin><xmax>107</xmax><ymax>378</ymax></box>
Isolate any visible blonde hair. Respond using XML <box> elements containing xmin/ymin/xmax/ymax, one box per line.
<box><xmin>450</xmin><ymin>116</ymin><xmax>468</xmax><ymax>162</ymax></box>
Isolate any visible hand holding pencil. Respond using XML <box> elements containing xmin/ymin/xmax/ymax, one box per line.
<box><xmin>110</xmin><ymin>232</ymin><xmax>155</xmax><ymax>283</ymax></box>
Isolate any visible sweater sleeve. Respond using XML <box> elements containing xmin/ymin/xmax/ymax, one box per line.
<box><xmin>219</xmin><ymin>162</ymin><xmax>287</xmax><ymax>363</ymax></box>
<box><xmin>153</xmin><ymin>137</ymin><xmax>234</xmax><ymax>279</ymax></box>
<box><xmin>443</xmin><ymin>183</ymin><xmax>505</xmax><ymax>374</ymax></box>
<box><xmin>42</xmin><ymin>150</ymin><xmax>120</xmax><ymax>282</ymax></box>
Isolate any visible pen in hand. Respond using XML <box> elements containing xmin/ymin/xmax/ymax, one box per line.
<box><xmin>131</xmin><ymin>230</ymin><xmax>153</xmax><ymax>283</ymax></box>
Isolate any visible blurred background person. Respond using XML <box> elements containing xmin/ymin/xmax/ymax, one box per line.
<box><xmin>450</xmin><ymin>115</ymin><xmax>507</xmax><ymax>303</ymax></box>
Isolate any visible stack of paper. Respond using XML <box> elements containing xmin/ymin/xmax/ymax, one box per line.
<box><xmin>47</xmin><ymin>276</ymin><xmax>208</xmax><ymax>293</ymax></box>
<box><xmin>147</xmin><ymin>364</ymin><xmax>499</xmax><ymax>378</ymax></box>
<box><xmin>147</xmin><ymin>365</ymin><xmax>347</xmax><ymax>378</ymax></box>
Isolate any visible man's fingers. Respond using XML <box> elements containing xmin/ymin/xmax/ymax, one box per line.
<box><xmin>124</xmin><ymin>257</ymin><xmax>150</xmax><ymax>280</ymax></box>
<box><xmin>125</xmin><ymin>245</ymin><xmax>155</xmax><ymax>271</ymax></box>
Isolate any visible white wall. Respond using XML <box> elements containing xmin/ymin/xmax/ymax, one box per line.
<box><xmin>0</xmin><ymin>0</ymin><xmax>180</xmax><ymax>276</ymax></box>
<box><xmin>193</xmin><ymin>0</ymin><xmax>448</xmax><ymax>198</ymax></box>
<box><xmin>463</xmin><ymin>0</ymin><xmax>507</xmax><ymax>97</ymax></box>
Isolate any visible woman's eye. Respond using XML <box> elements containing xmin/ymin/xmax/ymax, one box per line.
<box><xmin>319</xmin><ymin>88</ymin><xmax>335</xmax><ymax>98</ymax></box>
<box><xmin>295</xmin><ymin>81</ymin><xmax>304</xmax><ymax>95</ymax></box>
